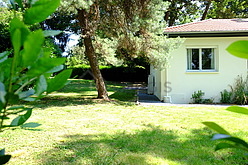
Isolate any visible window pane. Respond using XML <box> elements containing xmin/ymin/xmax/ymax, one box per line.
<box><xmin>187</xmin><ymin>49</ymin><xmax>199</xmax><ymax>70</ymax></box>
<box><xmin>202</xmin><ymin>48</ymin><xmax>214</xmax><ymax>70</ymax></box>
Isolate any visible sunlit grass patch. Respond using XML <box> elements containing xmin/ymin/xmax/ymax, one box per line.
<box><xmin>1</xmin><ymin>80</ymin><xmax>248</xmax><ymax>165</ymax></box>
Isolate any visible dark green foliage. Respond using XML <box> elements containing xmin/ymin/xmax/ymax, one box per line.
<box><xmin>69</xmin><ymin>65</ymin><xmax>149</xmax><ymax>82</ymax></box>
<box><xmin>0</xmin><ymin>149</ymin><xmax>11</xmax><ymax>165</ymax></box>
<box><xmin>41</xmin><ymin>12</ymin><xmax>79</xmax><ymax>53</ymax></box>
<box><xmin>220</xmin><ymin>76</ymin><xmax>248</xmax><ymax>105</ymax></box>
<box><xmin>0</xmin><ymin>0</ymin><xmax>71</xmax><ymax>131</ymax></box>
<box><xmin>230</xmin><ymin>76</ymin><xmax>248</xmax><ymax>105</ymax></box>
<box><xmin>0</xmin><ymin>0</ymin><xmax>70</xmax><ymax>163</ymax></box>
<box><xmin>207</xmin><ymin>0</ymin><xmax>248</xmax><ymax>19</ymax></box>
<box><xmin>191</xmin><ymin>90</ymin><xmax>205</xmax><ymax>104</ymax></box>
<box><xmin>0</xmin><ymin>8</ymin><xmax>13</xmax><ymax>52</ymax></box>
<box><xmin>202</xmin><ymin>98</ymin><xmax>214</xmax><ymax>104</ymax></box>
<box><xmin>220</xmin><ymin>89</ymin><xmax>232</xmax><ymax>104</ymax></box>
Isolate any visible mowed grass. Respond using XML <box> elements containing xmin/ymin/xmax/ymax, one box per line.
<box><xmin>1</xmin><ymin>79</ymin><xmax>248</xmax><ymax>165</ymax></box>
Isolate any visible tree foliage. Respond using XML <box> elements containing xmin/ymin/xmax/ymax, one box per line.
<box><xmin>163</xmin><ymin>0</ymin><xmax>248</xmax><ymax>26</ymax></box>
<box><xmin>58</xmin><ymin>0</ymin><xmax>183</xmax><ymax>99</ymax></box>
<box><xmin>0</xmin><ymin>7</ymin><xmax>14</xmax><ymax>52</ymax></box>
<box><xmin>207</xmin><ymin>0</ymin><xmax>248</xmax><ymax>19</ymax></box>
<box><xmin>163</xmin><ymin>0</ymin><xmax>200</xmax><ymax>26</ymax></box>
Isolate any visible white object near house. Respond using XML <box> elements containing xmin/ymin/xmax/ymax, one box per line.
<box><xmin>149</xmin><ymin>19</ymin><xmax>248</xmax><ymax>104</ymax></box>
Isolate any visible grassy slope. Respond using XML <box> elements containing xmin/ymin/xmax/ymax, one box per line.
<box><xmin>1</xmin><ymin>80</ymin><xmax>247</xmax><ymax>165</ymax></box>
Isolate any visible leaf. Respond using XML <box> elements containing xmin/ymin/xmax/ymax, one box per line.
<box><xmin>15</xmin><ymin>0</ymin><xmax>24</xmax><ymax>9</ymax></box>
<box><xmin>18</xmin><ymin>89</ymin><xmax>35</xmax><ymax>99</ymax></box>
<box><xmin>7</xmin><ymin>105</ymin><xmax>25</xmax><ymax>110</ymax></box>
<box><xmin>212</xmin><ymin>134</ymin><xmax>248</xmax><ymax>149</ymax></box>
<box><xmin>43</xmin><ymin>30</ymin><xmax>62</xmax><ymax>37</ymax></box>
<box><xmin>22</xmin><ymin>30</ymin><xmax>44</xmax><ymax>67</ymax></box>
<box><xmin>0</xmin><ymin>149</ymin><xmax>5</xmax><ymax>156</ymax></box>
<box><xmin>215</xmin><ymin>142</ymin><xmax>238</xmax><ymax>151</ymax></box>
<box><xmin>212</xmin><ymin>134</ymin><xmax>231</xmax><ymax>140</ymax></box>
<box><xmin>26</xmin><ymin>56</ymin><xmax>66</xmax><ymax>78</ymax></box>
<box><xmin>0</xmin><ymin>155</ymin><xmax>11</xmax><ymax>164</ymax></box>
<box><xmin>46</xmin><ymin>65</ymin><xmax>64</xmax><ymax>73</ymax></box>
<box><xmin>202</xmin><ymin>122</ymin><xmax>231</xmax><ymax>135</ymax></box>
<box><xmin>0</xmin><ymin>51</ymin><xmax>9</xmax><ymax>63</ymax></box>
<box><xmin>35</xmin><ymin>75</ymin><xmax>47</xmax><ymax>96</ymax></box>
<box><xmin>21</xmin><ymin>122</ymin><xmax>41</xmax><ymax>128</ymax></box>
<box><xmin>226</xmin><ymin>40</ymin><xmax>248</xmax><ymax>59</ymax></box>
<box><xmin>10</xmin><ymin>0</ymin><xmax>23</xmax><ymax>10</ymax></box>
<box><xmin>10</xmin><ymin>18</ymin><xmax>30</xmax><ymax>46</ymax></box>
<box><xmin>226</xmin><ymin>106</ymin><xmax>248</xmax><ymax>115</ymax></box>
<box><xmin>7</xmin><ymin>93</ymin><xmax>19</xmax><ymax>105</ymax></box>
<box><xmin>0</xmin><ymin>58</ymin><xmax>12</xmax><ymax>82</ymax></box>
<box><xmin>0</xmin><ymin>82</ymin><xmax>6</xmax><ymax>104</ymax></box>
<box><xmin>11</xmin><ymin>29</ymin><xmax>21</xmax><ymax>56</ymax></box>
<box><xmin>24</xmin><ymin>0</ymin><xmax>61</xmax><ymax>25</ymax></box>
<box><xmin>10</xmin><ymin>108</ymin><xmax>32</xmax><ymax>126</ymax></box>
<box><xmin>47</xmin><ymin>69</ymin><xmax>72</xmax><ymax>93</ymax></box>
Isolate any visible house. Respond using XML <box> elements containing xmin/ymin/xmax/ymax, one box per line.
<box><xmin>148</xmin><ymin>19</ymin><xmax>248</xmax><ymax>104</ymax></box>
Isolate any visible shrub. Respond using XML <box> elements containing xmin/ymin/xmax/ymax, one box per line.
<box><xmin>230</xmin><ymin>76</ymin><xmax>248</xmax><ymax>105</ymax></box>
<box><xmin>191</xmin><ymin>90</ymin><xmax>205</xmax><ymax>104</ymax></box>
<box><xmin>220</xmin><ymin>89</ymin><xmax>232</xmax><ymax>104</ymax></box>
<box><xmin>69</xmin><ymin>65</ymin><xmax>149</xmax><ymax>82</ymax></box>
<box><xmin>202</xmin><ymin>98</ymin><xmax>214</xmax><ymax>104</ymax></box>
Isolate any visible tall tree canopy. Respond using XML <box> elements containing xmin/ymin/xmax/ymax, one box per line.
<box><xmin>163</xmin><ymin>0</ymin><xmax>248</xmax><ymax>26</ymax></box>
<box><xmin>163</xmin><ymin>0</ymin><xmax>200</xmax><ymax>26</ymax></box>
<box><xmin>59</xmin><ymin>0</ymin><xmax>182</xmax><ymax>100</ymax></box>
<box><xmin>207</xmin><ymin>0</ymin><xmax>248</xmax><ymax>19</ymax></box>
<box><xmin>0</xmin><ymin>7</ymin><xmax>13</xmax><ymax>52</ymax></box>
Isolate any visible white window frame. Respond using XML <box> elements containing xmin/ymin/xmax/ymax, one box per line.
<box><xmin>186</xmin><ymin>46</ymin><xmax>218</xmax><ymax>72</ymax></box>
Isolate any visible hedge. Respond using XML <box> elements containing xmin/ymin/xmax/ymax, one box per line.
<box><xmin>69</xmin><ymin>65</ymin><xmax>149</xmax><ymax>82</ymax></box>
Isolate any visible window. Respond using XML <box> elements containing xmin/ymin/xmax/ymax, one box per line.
<box><xmin>187</xmin><ymin>48</ymin><xmax>216</xmax><ymax>71</ymax></box>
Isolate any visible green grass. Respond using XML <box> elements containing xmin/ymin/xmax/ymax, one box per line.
<box><xmin>1</xmin><ymin>80</ymin><xmax>248</xmax><ymax>165</ymax></box>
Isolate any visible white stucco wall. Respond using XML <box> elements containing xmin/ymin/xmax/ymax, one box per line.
<box><xmin>152</xmin><ymin>36</ymin><xmax>248</xmax><ymax>104</ymax></box>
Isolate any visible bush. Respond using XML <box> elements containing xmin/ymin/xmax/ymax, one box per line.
<box><xmin>230</xmin><ymin>76</ymin><xmax>248</xmax><ymax>105</ymax></box>
<box><xmin>191</xmin><ymin>90</ymin><xmax>205</xmax><ymax>104</ymax></box>
<box><xmin>202</xmin><ymin>98</ymin><xmax>214</xmax><ymax>104</ymax></box>
<box><xmin>220</xmin><ymin>89</ymin><xmax>232</xmax><ymax>104</ymax></box>
<box><xmin>69</xmin><ymin>65</ymin><xmax>149</xmax><ymax>82</ymax></box>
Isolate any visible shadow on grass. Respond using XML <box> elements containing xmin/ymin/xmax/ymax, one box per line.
<box><xmin>38</xmin><ymin>125</ymin><xmax>247</xmax><ymax>165</ymax></box>
<box><xmin>26</xmin><ymin>80</ymin><xmax>137</xmax><ymax>108</ymax></box>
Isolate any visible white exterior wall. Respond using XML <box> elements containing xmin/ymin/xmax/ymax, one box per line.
<box><xmin>152</xmin><ymin>37</ymin><xmax>248</xmax><ymax>103</ymax></box>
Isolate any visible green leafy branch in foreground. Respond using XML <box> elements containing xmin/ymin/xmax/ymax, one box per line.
<box><xmin>0</xmin><ymin>0</ymin><xmax>71</xmax><ymax>163</ymax></box>
<box><xmin>203</xmin><ymin>40</ymin><xmax>248</xmax><ymax>153</ymax></box>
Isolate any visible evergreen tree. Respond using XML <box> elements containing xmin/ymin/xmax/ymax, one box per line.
<box><xmin>59</xmin><ymin>0</ymin><xmax>182</xmax><ymax>100</ymax></box>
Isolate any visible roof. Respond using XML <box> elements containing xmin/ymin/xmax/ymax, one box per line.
<box><xmin>164</xmin><ymin>19</ymin><xmax>248</xmax><ymax>37</ymax></box>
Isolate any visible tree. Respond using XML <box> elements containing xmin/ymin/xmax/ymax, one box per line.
<box><xmin>200</xmin><ymin>0</ymin><xmax>213</xmax><ymax>20</ymax></box>
<box><xmin>0</xmin><ymin>7</ymin><xmax>13</xmax><ymax>52</ymax></box>
<box><xmin>207</xmin><ymin>0</ymin><xmax>248</xmax><ymax>19</ymax></box>
<box><xmin>59</xmin><ymin>0</ymin><xmax>182</xmax><ymax>100</ymax></box>
<box><xmin>163</xmin><ymin>0</ymin><xmax>200</xmax><ymax>26</ymax></box>
<box><xmin>41</xmin><ymin>12</ymin><xmax>79</xmax><ymax>54</ymax></box>
<box><xmin>162</xmin><ymin>0</ymin><xmax>248</xmax><ymax>26</ymax></box>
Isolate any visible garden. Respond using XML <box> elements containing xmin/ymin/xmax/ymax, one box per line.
<box><xmin>0</xmin><ymin>80</ymin><xmax>247</xmax><ymax>165</ymax></box>
<box><xmin>0</xmin><ymin>0</ymin><xmax>248</xmax><ymax>164</ymax></box>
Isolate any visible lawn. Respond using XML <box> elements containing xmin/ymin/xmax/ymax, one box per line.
<box><xmin>1</xmin><ymin>80</ymin><xmax>247</xmax><ymax>165</ymax></box>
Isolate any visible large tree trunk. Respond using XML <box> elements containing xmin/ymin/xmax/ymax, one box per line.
<box><xmin>77</xmin><ymin>9</ymin><xmax>109</xmax><ymax>100</ymax></box>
